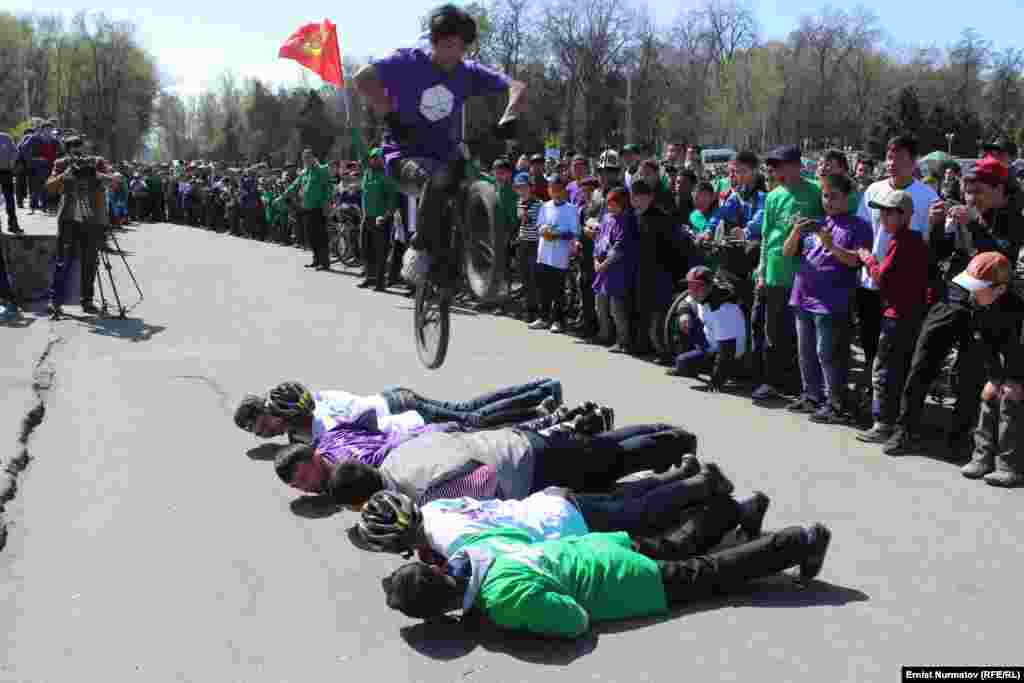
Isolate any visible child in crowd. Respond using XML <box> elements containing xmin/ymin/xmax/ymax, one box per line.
<box><xmin>953</xmin><ymin>253</ymin><xmax>1024</xmax><ymax>487</ymax></box>
<box><xmin>666</xmin><ymin>266</ymin><xmax>747</xmax><ymax>391</ymax></box>
<box><xmin>514</xmin><ymin>172</ymin><xmax>543</xmax><ymax>323</ymax></box>
<box><xmin>783</xmin><ymin>174</ymin><xmax>873</xmax><ymax>423</ymax></box>
<box><xmin>530</xmin><ymin>175</ymin><xmax>580</xmax><ymax>333</ymax></box>
<box><xmin>689</xmin><ymin>181</ymin><xmax>719</xmax><ymax>238</ymax></box>
<box><xmin>854</xmin><ymin>189</ymin><xmax>929</xmax><ymax>443</ymax></box>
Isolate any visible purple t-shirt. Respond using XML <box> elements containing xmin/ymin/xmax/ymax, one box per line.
<box><xmin>374</xmin><ymin>48</ymin><xmax>510</xmax><ymax>166</ymax></box>
<box><xmin>315</xmin><ymin>421</ymin><xmax>461</xmax><ymax>468</ymax></box>
<box><xmin>790</xmin><ymin>213</ymin><xmax>873</xmax><ymax>314</ymax></box>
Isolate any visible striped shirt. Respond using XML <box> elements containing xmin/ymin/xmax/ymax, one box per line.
<box><xmin>419</xmin><ymin>464</ymin><xmax>498</xmax><ymax>504</ymax></box>
<box><xmin>517</xmin><ymin>198</ymin><xmax>542</xmax><ymax>242</ymax></box>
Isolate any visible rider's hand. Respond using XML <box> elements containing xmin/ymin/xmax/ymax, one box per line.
<box><xmin>1003</xmin><ymin>382</ymin><xmax>1024</xmax><ymax>402</ymax></box>
<box><xmin>756</xmin><ymin>275</ymin><xmax>765</xmax><ymax>290</ymax></box>
<box><xmin>982</xmin><ymin>381</ymin><xmax>1001</xmax><ymax>402</ymax></box>
<box><xmin>929</xmin><ymin>200</ymin><xmax>947</xmax><ymax>226</ymax></box>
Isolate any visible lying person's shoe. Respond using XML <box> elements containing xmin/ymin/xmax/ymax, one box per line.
<box><xmin>738</xmin><ymin>491</ymin><xmax>771</xmax><ymax>538</ymax></box>
<box><xmin>809</xmin><ymin>403</ymin><xmax>844</xmax><ymax>425</ymax></box>
<box><xmin>598</xmin><ymin>405</ymin><xmax>615</xmax><ymax>431</ymax></box>
<box><xmin>983</xmin><ymin>469</ymin><xmax>1024</xmax><ymax>488</ymax></box>
<box><xmin>701</xmin><ymin>462</ymin><xmax>734</xmax><ymax>496</ymax></box>
<box><xmin>570</xmin><ymin>410</ymin><xmax>606</xmax><ymax>436</ymax></box>
<box><xmin>608</xmin><ymin>344</ymin><xmax>630</xmax><ymax>354</ymax></box>
<box><xmin>856</xmin><ymin>422</ymin><xmax>894</xmax><ymax>444</ymax></box>
<box><xmin>550</xmin><ymin>322</ymin><xmax>564</xmax><ymax>334</ymax></box>
<box><xmin>799</xmin><ymin>523</ymin><xmax>832</xmax><ymax>582</ymax></box>
<box><xmin>401</xmin><ymin>248</ymin><xmax>431</xmax><ymax>288</ymax></box>
<box><xmin>960</xmin><ymin>456</ymin><xmax>994</xmax><ymax>480</ymax></box>
<box><xmin>678</xmin><ymin>454</ymin><xmax>700</xmax><ymax>479</ymax></box>
<box><xmin>527</xmin><ymin>318</ymin><xmax>550</xmax><ymax>330</ymax></box>
<box><xmin>882</xmin><ymin>427</ymin><xmax>918</xmax><ymax>455</ymax></box>
<box><xmin>356</xmin><ymin>280</ymin><xmax>373</xmax><ymax>288</ymax></box>
<box><xmin>81</xmin><ymin>300</ymin><xmax>100</xmax><ymax>315</ymax></box>
<box><xmin>752</xmin><ymin>384</ymin><xmax>781</xmax><ymax>402</ymax></box>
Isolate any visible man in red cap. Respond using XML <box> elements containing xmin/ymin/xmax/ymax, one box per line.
<box><xmin>885</xmin><ymin>155</ymin><xmax>1024</xmax><ymax>457</ymax></box>
<box><xmin>951</xmin><ymin>252</ymin><xmax>1024</xmax><ymax>486</ymax></box>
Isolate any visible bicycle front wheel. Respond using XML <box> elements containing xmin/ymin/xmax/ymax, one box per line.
<box><xmin>414</xmin><ymin>278</ymin><xmax>451</xmax><ymax>370</ymax></box>
<box><xmin>461</xmin><ymin>180</ymin><xmax>506</xmax><ymax>303</ymax></box>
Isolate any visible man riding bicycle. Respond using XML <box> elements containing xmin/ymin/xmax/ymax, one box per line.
<box><xmin>352</xmin><ymin>4</ymin><xmax>526</xmax><ymax>289</ymax></box>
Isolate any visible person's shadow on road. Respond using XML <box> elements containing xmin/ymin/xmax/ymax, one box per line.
<box><xmin>398</xmin><ymin>578</ymin><xmax>867</xmax><ymax>664</ymax></box>
<box><xmin>246</xmin><ymin>443</ymin><xmax>285</xmax><ymax>461</ymax></box>
<box><xmin>289</xmin><ymin>494</ymin><xmax>344</xmax><ymax>519</ymax></box>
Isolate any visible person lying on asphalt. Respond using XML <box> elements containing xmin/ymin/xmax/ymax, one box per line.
<box><xmin>347</xmin><ymin>467</ymin><xmax>771</xmax><ymax>565</ymax></box>
<box><xmin>381</xmin><ymin>521</ymin><xmax>831</xmax><ymax>639</ymax></box>
<box><xmin>273</xmin><ymin>402</ymin><xmax>614</xmax><ymax>494</ymax></box>
<box><xmin>234</xmin><ymin>378</ymin><xmax>563</xmax><ymax>443</ymax></box>
<box><xmin>323</xmin><ymin>420</ymin><xmax>698</xmax><ymax>508</ymax></box>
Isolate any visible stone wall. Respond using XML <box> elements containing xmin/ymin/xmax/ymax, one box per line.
<box><xmin>1</xmin><ymin>235</ymin><xmax>58</xmax><ymax>301</ymax></box>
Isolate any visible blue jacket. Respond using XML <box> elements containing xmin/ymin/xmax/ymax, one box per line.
<box><xmin>708</xmin><ymin>187</ymin><xmax>765</xmax><ymax>240</ymax></box>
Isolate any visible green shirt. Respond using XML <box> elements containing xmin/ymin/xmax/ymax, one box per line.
<box><xmin>283</xmin><ymin>162</ymin><xmax>332</xmax><ymax>209</ymax></box>
<box><xmin>361</xmin><ymin>167</ymin><xmax>400</xmax><ymax>219</ymax></box>
<box><xmin>759</xmin><ymin>179</ymin><xmax>823</xmax><ymax>287</ymax></box>
<box><xmin>713</xmin><ymin>177</ymin><xmax>732</xmax><ymax>195</ymax></box>
<box><xmin>145</xmin><ymin>174</ymin><xmax>161</xmax><ymax>194</ymax></box>
<box><xmin>478</xmin><ymin>531</ymin><xmax>668</xmax><ymax>638</ymax></box>
<box><xmin>689</xmin><ymin>209</ymin><xmax>712</xmax><ymax>235</ymax></box>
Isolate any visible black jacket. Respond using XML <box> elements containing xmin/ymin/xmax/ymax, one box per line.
<box><xmin>972</xmin><ymin>289</ymin><xmax>1024</xmax><ymax>384</ymax></box>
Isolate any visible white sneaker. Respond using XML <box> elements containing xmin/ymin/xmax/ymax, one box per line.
<box><xmin>401</xmin><ymin>248</ymin><xmax>431</xmax><ymax>287</ymax></box>
<box><xmin>528</xmin><ymin>319</ymin><xmax>550</xmax><ymax>330</ymax></box>
<box><xmin>550</xmin><ymin>322</ymin><xmax>564</xmax><ymax>334</ymax></box>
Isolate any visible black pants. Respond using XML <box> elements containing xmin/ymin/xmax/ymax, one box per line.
<box><xmin>16</xmin><ymin>170</ymin><xmax>28</xmax><ymax>206</ymax></box>
<box><xmin>898</xmin><ymin>301</ymin><xmax>983</xmax><ymax>435</ymax></box>
<box><xmin>536</xmin><ymin>263</ymin><xmax>567</xmax><ymax>325</ymax></box>
<box><xmin>632</xmin><ymin>495</ymin><xmax>741</xmax><ymax>561</ymax></box>
<box><xmin>362</xmin><ymin>217</ymin><xmax>393</xmax><ymax>286</ymax></box>
<box><xmin>527</xmin><ymin>424</ymin><xmax>697</xmax><ymax>493</ymax></box>
<box><xmin>0</xmin><ymin>240</ymin><xmax>14</xmax><ymax>301</ymax></box>
<box><xmin>763</xmin><ymin>285</ymin><xmax>798</xmax><ymax>391</ymax></box>
<box><xmin>0</xmin><ymin>171</ymin><xmax>17</xmax><ymax>230</ymax></box>
<box><xmin>303</xmin><ymin>208</ymin><xmax>330</xmax><ymax>267</ymax></box>
<box><xmin>244</xmin><ymin>207</ymin><xmax>265</xmax><ymax>240</ymax></box>
<box><xmin>518</xmin><ymin>241</ymin><xmax>540</xmax><ymax>317</ymax></box>
<box><xmin>657</xmin><ymin>526</ymin><xmax>808</xmax><ymax>604</ymax></box>
<box><xmin>389</xmin><ymin>240</ymin><xmax>407</xmax><ymax>285</ymax></box>
<box><xmin>49</xmin><ymin>220</ymin><xmax>101</xmax><ymax>305</ymax></box>
<box><xmin>855</xmin><ymin>288</ymin><xmax>882</xmax><ymax>385</ymax></box>
<box><xmin>578</xmin><ymin>241</ymin><xmax>598</xmax><ymax>333</ymax></box>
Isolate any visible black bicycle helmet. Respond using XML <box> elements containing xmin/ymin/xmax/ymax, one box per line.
<box><xmin>349</xmin><ymin>491</ymin><xmax>424</xmax><ymax>556</ymax></box>
<box><xmin>265</xmin><ymin>381</ymin><xmax>313</xmax><ymax>419</ymax></box>
<box><xmin>428</xmin><ymin>4</ymin><xmax>478</xmax><ymax>45</ymax></box>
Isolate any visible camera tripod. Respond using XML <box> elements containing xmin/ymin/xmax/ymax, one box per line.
<box><xmin>94</xmin><ymin>226</ymin><xmax>144</xmax><ymax>319</ymax></box>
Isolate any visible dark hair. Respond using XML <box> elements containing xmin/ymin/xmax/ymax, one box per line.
<box><xmin>823</xmin><ymin>149</ymin><xmax>849</xmax><ymax>171</ymax></box>
<box><xmin>234</xmin><ymin>394</ymin><xmax>265</xmax><ymax>431</ymax></box>
<box><xmin>327</xmin><ymin>461</ymin><xmax>385</xmax><ymax>505</ymax></box>
<box><xmin>606</xmin><ymin>187</ymin><xmax>630</xmax><ymax>207</ymax></box>
<box><xmin>887</xmin><ymin>135</ymin><xmax>919</xmax><ymax>158</ymax></box>
<box><xmin>734</xmin><ymin>150</ymin><xmax>759</xmax><ymax>169</ymax></box>
<box><xmin>640</xmin><ymin>158</ymin><xmax>659</xmax><ymax>171</ymax></box>
<box><xmin>274</xmin><ymin>443</ymin><xmax>317</xmax><ymax>485</ymax></box>
<box><xmin>695</xmin><ymin>181</ymin><xmax>715</xmax><ymax>195</ymax></box>
<box><xmin>678</xmin><ymin>169</ymin><xmax>698</xmax><ymax>185</ymax></box>
<box><xmin>382</xmin><ymin>562</ymin><xmax>459</xmax><ymax>619</ymax></box>
<box><xmin>820</xmin><ymin>173</ymin><xmax>853</xmax><ymax>197</ymax></box>
<box><xmin>630</xmin><ymin>178</ymin><xmax>654</xmax><ymax>196</ymax></box>
<box><xmin>547</xmin><ymin>174</ymin><xmax>568</xmax><ymax>187</ymax></box>
<box><xmin>429</xmin><ymin>4</ymin><xmax>478</xmax><ymax>45</ymax></box>
<box><xmin>856</xmin><ymin>156</ymin><xmax>875</xmax><ymax>168</ymax></box>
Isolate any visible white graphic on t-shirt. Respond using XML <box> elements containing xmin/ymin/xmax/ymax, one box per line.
<box><xmin>419</xmin><ymin>84</ymin><xmax>455</xmax><ymax>123</ymax></box>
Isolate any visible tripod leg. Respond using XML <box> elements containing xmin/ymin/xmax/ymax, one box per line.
<box><xmin>102</xmin><ymin>250</ymin><xmax>125</xmax><ymax>318</ymax></box>
<box><xmin>108</xmin><ymin>231</ymin><xmax>144</xmax><ymax>301</ymax></box>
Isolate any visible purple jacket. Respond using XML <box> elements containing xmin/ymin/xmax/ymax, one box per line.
<box><xmin>593</xmin><ymin>209</ymin><xmax>637</xmax><ymax>297</ymax></box>
<box><xmin>315</xmin><ymin>421</ymin><xmax>461</xmax><ymax>468</ymax></box>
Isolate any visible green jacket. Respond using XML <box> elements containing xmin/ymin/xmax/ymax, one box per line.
<box><xmin>145</xmin><ymin>174</ymin><xmax>162</xmax><ymax>194</ymax></box>
<box><xmin>483</xmin><ymin>175</ymin><xmax>518</xmax><ymax>233</ymax></box>
<box><xmin>759</xmin><ymin>179</ymin><xmax>823</xmax><ymax>287</ymax></box>
<box><xmin>468</xmin><ymin>530</ymin><xmax>668</xmax><ymax>639</ymax></box>
<box><xmin>283</xmin><ymin>162</ymin><xmax>332</xmax><ymax>209</ymax></box>
<box><xmin>361</xmin><ymin>167</ymin><xmax>400</xmax><ymax>219</ymax></box>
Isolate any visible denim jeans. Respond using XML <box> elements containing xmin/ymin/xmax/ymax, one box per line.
<box><xmin>526</xmin><ymin>424</ymin><xmax>697</xmax><ymax>492</ymax></box>
<box><xmin>871</xmin><ymin>316</ymin><xmax>920</xmax><ymax>425</ymax></box>
<box><xmin>381</xmin><ymin>378</ymin><xmax>562</xmax><ymax>428</ymax></box>
<box><xmin>795</xmin><ymin>309</ymin><xmax>848</xmax><ymax>407</ymax></box>
<box><xmin>573</xmin><ymin>469</ymin><xmax>717</xmax><ymax>534</ymax></box>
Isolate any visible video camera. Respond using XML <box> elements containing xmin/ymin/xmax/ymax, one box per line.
<box><xmin>64</xmin><ymin>137</ymin><xmax>100</xmax><ymax>180</ymax></box>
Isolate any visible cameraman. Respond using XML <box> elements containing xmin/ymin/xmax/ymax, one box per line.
<box><xmin>45</xmin><ymin>136</ymin><xmax>114</xmax><ymax>318</ymax></box>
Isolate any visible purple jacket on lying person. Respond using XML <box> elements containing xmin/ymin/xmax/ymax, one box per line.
<box><xmin>315</xmin><ymin>406</ymin><xmax>463</xmax><ymax>468</ymax></box>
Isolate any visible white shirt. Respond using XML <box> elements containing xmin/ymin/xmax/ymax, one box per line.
<box><xmin>535</xmin><ymin>200</ymin><xmax>580</xmax><ymax>269</ymax></box>
<box><xmin>312</xmin><ymin>390</ymin><xmax>424</xmax><ymax>441</ymax></box>
<box><xmin>697</xmin><ymin>300</ymin><xmax>747</xmax><ymax>355</ymax></box>
<box><xmin>857</xmin><ymin>178</ymin><xmax>938</xmax><ymax>290</ymax></box>
<box><xmin>422</xmin><ymin>491</ymin><xmax>589</xmax><ymax>558</ymax></box>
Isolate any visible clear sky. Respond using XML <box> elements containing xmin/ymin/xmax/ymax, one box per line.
<box><xmin>10</xmin><ymin>0</ymin><xmax>1023</xmax><ymax>97</ymax></box>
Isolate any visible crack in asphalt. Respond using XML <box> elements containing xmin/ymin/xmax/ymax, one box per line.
<box><xmin>171</xmin><ymin>375</ymin><xmax>232</xmax><ymax>414</ymax></box>
<box><xmin>1</xmin><ymin>331</ymin><xmax>63</xmax><ymax>552</ymax></box>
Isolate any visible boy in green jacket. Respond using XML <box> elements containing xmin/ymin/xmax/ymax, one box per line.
<box><xmin>382</xmin><ymin>522</ymin><xmax>832</xmax><ymax>639</ymax></box>
<box><xmin>280</xmin><ymin>148</ymin><xmax>334</xmax><ymax>270</ymax></box>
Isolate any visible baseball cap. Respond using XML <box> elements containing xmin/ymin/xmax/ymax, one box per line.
<box><xmin>982</xmin><ymin>138</ymin><xmax>1018</xmax><ymax>158</ymax></box>
<box><xmin>953</xmin><ymin>252</ymin><xmax>1011</xmax><ymax>292</ymax></box>
<box><xmin>765</xmin><ymin>145</ymin><xmax>801</xmax><ymax>163</ymax></box>
<box><xmin>512</xmin><ymin>172</ymin><xmax>530</xmax><ymax>186</ymax></box>
<box><xmin>965</xmin><ymin>156</ymin><xmax>1009</xmax><ymax>185</ymax></box>
<box><xmin>492</xmin><ymin>157</ymin><xmax>513</xmax><ymax>170</ymax></box>
<box><xmin>868</xmin><ymin>188</ymin><xmax>914</xmax><ymax>214</ymax></box>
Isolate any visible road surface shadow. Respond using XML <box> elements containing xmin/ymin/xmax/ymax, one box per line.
<box><xmin>83</xmin><ymin>315</ymin><xmax>166</xmax><ymax>342</ymax></box>
<box><xmin>399</xmin><ymin>577</ymin><xmax>865</xmax><ymax>663</ymax></box>
<box><xmin>400</xmin><ymin>615</ymin><xmax>598</xmax><ymax>666</ymax></box>
<box><xmin>246</xmin><ymin>443</ymin><xmax>285</xmax><ymax>461</ymax></box>
<box><xmin>0</xmin><ymin>309</ymin><xmax>37</xmax><ymax>328</ymax></box>
<box><xmin>289</xmin><ymin>494</ymin><xmax>343</xmax><ymax>519</ymax></box>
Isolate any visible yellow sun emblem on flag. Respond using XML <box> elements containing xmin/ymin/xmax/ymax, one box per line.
<box><xmin>302</xmin><ymin>29</ymin><xmax>326</xmax><ymax>58</ymax></box>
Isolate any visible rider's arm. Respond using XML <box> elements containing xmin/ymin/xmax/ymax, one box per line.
<box><xmin>500</xmin><ymin>79</ymin><xmax>527</xmax><ymax>124</ymax></box>
<box><xmin>353</xmin><ymin>64</ymin><xmax>392</xmax><ymax>117</ymax></box>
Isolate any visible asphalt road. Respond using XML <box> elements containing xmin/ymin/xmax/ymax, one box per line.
<box><xmin>1</xmin><ymin>211</ymin><xmax>1021</xmax><ymax>682</ymax></box>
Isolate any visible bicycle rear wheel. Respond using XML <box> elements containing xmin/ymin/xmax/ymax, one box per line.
<box><xmin>414</xmin><ymin>278</ymin><xmax>451</xmax><ymax>370</ymax></box>
<box><xmin>461</xmin><ymin>180</ymin><xmax>506</xmax><ymax>303</ymax></box>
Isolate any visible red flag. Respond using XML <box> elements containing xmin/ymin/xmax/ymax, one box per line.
<box><xmin>278</xmin><ymin>19</ymin><xmax>344</xmax><ymax>88</ymax></box>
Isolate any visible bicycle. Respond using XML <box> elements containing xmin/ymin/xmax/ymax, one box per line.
<box><xmin>329</xmin><ymin>204</ymin><xmax>363</xmax><ymax>267</ymax></box>
<box><xmin>413</xmin><ymin>158</ymin><xmax>503</xmax><ymax>369</ymax></box>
